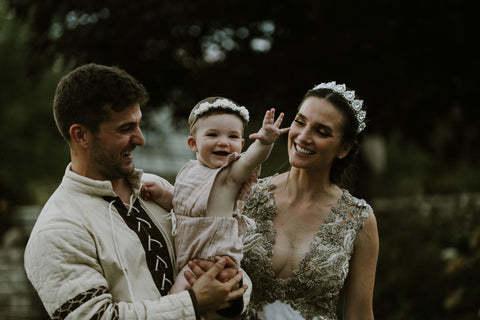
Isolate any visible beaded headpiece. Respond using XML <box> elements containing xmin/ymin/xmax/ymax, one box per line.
<box><xmin>193</xmin><ymin>98</ymin><xmax>250</xmax><ymax>122</ymax></box>
<box><xmin>312</xmin><ymin>81</ymin><xmax>366</xmax><ymax>133</ymax></box>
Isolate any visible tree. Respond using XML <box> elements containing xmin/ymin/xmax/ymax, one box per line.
<box><xmin>0</xmin><ymin>0</ymin><xmax>68</xmax><ymax>205</ymax></box>
<box><xmin>5</xmin><ymin>0</ymin><xmax>480</xmax><ymax>194</ymax></box>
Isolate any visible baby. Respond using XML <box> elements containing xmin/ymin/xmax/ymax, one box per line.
<box><xmin>141</xmin><ymin>96</ymin><xmax>289</xmax><ymax>294</ymax></box>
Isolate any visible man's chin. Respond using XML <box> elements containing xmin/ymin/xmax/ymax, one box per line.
<box><xmin>115</xmin><ymin>164</ymin><xmax>135</xmax><ymax>178</ymax></box>
<box><xmin>124</xmin><ymin>165</ymin><xmax>136</xmax><ymax>175</ymax></box>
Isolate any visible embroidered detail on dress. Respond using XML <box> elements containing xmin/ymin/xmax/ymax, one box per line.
<box><xmin>52</xmin><ymin>286</ymin><xmax>119</xmax><ymax>320</ymax></box>
<box><xmin>241</xmin><ymin>177</ymin><xmax>371</xmax><ymax>320</ymax></box>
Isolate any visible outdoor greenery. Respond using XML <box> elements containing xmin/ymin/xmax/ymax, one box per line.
<box><xmin>1</xmin><ymin>0</ymin><xmax>479</xmax><ymax>318</ymax></box>
<box><xmin>372</xmin><ymin>193</ymin><xmax>480</xmax><ymax>320</ymax></box>
<box><xmin>0</xmin><ymin>1</ymin><xmax>68</xmax><ymax>206</ymax></box>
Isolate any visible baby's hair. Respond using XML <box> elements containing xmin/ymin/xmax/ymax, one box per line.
<box><xmin>188</xmin><ymin>96</ymin><xmax>249</xmax><ymax>135</ymax></box>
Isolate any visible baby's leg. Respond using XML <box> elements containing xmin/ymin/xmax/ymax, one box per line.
<box><xmin>169</xmin><ymin>264</ymin><xmax>192</xmax><ymax>294</ymax></box>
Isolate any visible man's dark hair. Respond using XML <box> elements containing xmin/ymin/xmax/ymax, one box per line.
<box><xmin>53</xmin><ymin>63</ymin><xmax>149</xmax><ymax>142</ymax></box>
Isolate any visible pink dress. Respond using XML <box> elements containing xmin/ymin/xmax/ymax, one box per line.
<box><xmin>172</xmin><ymin>153</ymin><xmax>257</xmax><ymax>272</ymax></box>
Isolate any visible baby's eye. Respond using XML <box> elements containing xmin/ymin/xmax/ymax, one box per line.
<box><xmin>206</xmin><ymin>133</ymin><xmax>217</xmax><ymax>137</ymax></box>
<box><xmin>294</xmin><ymin>119</ymin><xmax>304</xmax><ymax>126</ymax></box>
<box><xmin>229</xmin><ymin>135</ymin><xmax>240</xmax><ymax>139</ymax></box>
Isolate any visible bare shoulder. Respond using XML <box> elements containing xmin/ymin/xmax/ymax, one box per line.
<box><xmin>269</xmin><ymin>172</ymin><xmax>288</xmax><ymax>187</ymax></box>
<box><xmin>356</xmin><ymin>209</ymin><xmax>379</xmax><ymax>248</ymax></box>
<box><xmin>364</xmin><ymin>209</ymin><xmax>377</xmax><ymax>230</ymax></box>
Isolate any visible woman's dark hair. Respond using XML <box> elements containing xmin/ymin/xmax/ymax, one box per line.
<box><xmin>53</xmin><ymin>63</ymin><xmax>149</xmax><ymax>142</ymax></box>
<box><xmin>300</xmin><ymin>86</ymin><xmax>366</xmax><ymax>186</ymax></box>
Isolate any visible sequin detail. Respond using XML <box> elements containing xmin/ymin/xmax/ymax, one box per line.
<box><xmin>241</xmin><ymin>177</ymin><xmax>371</xmax><ymax>320</ymax></box>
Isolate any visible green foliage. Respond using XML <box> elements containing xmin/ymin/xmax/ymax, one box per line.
<box><xmin>0</xmin><ymin>1</ymin><xmax>69</xmax><ymax>205</ymax></box>
<box><xmin>372</xmin><ymin>193</ymin><xmax>480</xmax><ymax>320</ymax></box>
<box><xmin>357</xmin><ymin>130</ymin><xmax>480</xmax><ymax>199</ymax></box>
<box><xmin>0</xmin><ymin>3</ymin><xmax>479</xmax><ymax>318</ymax></box>
<box><xmin>5</xmin><ymin>0</ymin><xmax>480</xmax><ymax>167</ymax></box>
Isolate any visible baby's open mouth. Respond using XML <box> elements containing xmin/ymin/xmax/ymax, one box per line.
<box><xmin>213</xmin><ymin>151</ymin><xmax>229</xmax><ymax>156</ymax></box>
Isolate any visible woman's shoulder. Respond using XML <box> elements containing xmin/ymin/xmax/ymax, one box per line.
<box><xmin>341</xmin><ymin>189</ymin><xmax>372</xmax><ymax>211</ymax></box>
<box><xmin>340</xmin><ymin>189</ymin><xmax>374</xmax><ymax>226</ymax></box>
<box><xmin>254</xmin><ymin>173</ymin><xmax>284</xmax><ymax>191</ymax></box>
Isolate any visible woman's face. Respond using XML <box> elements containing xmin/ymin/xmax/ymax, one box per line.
<box><xmin>288</xmin><ymin>96</ymin><xmax>349</xmax><ymax>171</ymax></box>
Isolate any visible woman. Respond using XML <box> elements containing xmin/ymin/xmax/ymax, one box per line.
<box><xmin>241</xmin><ymin>81</ymin><xmax>379</xmax><ymax>320</ymax></box>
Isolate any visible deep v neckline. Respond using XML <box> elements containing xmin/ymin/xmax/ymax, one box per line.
<box><xmin>266</xmin><ymin>177</ymin><xmax>347</xmax><ymax>281</ymax></box>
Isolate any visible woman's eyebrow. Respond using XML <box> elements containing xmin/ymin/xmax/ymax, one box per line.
<box><xmin>296</xmin><ymin>112</ymin><xmax>333</xmax><ymax>131</ymax></box>
<box><xmin>296</xmin><ymin>112</ymin><xmax>306</xmax><ymax>119</ymax></box>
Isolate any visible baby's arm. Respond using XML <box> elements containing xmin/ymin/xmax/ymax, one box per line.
<box><xmin>230</xmin><ymin>108</ymin><xmax>290</xmax><ymax>184</ymax></box>
<box><xmin>141</xmin><ymin>181</ymin><xmax>173</xmax><ymax>211</ymax></box>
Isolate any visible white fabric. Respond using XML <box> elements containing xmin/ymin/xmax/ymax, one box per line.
<box><xmin>24</xmin><ymin>163</ymin><xmax>251</xmax><ymax>319</ymax></box>
<box><xmin>258</xmin><ymin>300</ymin><xmax>325</xmax><ymax>320</ymax></box>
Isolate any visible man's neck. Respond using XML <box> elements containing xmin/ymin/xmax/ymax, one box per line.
<box><xmin>112</xmin><ymin>178</ymin><xmax>133</xmax><ymax>204</ymax></box>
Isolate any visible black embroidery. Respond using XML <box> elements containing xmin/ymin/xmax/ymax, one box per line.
<box><xmin>52</xmin><ymin>286</ymin><xmax>118</xmax><ymax>320</ymax></box>
<box><xmin>104</xmin><ymin>196</ymin><xmax>174</xmax><ymax>295</ymax></box>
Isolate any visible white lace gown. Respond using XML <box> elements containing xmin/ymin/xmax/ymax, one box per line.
<box><xmin>241</xmin><ymin>177</ymin><xmax>371</xmax><ymax>320</ymax></box>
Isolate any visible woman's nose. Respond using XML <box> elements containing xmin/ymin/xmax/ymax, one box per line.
<box><xmin>297</xmin><ymin>127</ymin><xmax>312</xmax><ymax>143</ymax></box>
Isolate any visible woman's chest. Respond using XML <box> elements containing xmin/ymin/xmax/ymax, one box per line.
<box><xmin>270</xmin><ymin>201</ymin><xmax>333</xmax><ymax>278</ymax></box>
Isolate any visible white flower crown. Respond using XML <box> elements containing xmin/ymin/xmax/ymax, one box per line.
<box><xmin>312</xmin><ymin>81</ymin><xmax>366</xmax><ymax>133</ymax></box>
<box><xmin>193</xmin><ymin>98</ymin><xmax>250</xmax><ymax>122</ymax></box>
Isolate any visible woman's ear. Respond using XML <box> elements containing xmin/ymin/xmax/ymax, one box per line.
<box><xmin>337</xmin><ymin>143</ymin><xmax>352</xmax><ymax>159</ymax></box>
<box><xmin>187</xmin><ymin>136</ymin><xmax>198</xmax><ymax>152</ymax></box>
<box><xmin>69</xmin><ymin>124</ymin><xmax>89</xmax><ymax>149</ymax></box>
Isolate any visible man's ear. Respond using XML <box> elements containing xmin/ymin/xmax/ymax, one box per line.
<box><xmin>69</xmin><ymin>124</ymin><xmax>90</xmax><ymax>149</ymax></box>
<box><xmin>187</xmin><ymin>136</ymin><xmax>198</xmax><ymax>152</ymax></box>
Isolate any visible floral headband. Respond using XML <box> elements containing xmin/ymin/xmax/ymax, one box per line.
<box><xmin>193</xmin><ymin>98</ymin><xmax>250</xmax><ymax>122</ymax></box>
<box><xmin>312</xmin><ymin>81</ymin><xmax>367</xmax><ymax>133</ymax></box>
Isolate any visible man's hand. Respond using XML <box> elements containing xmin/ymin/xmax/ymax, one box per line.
<box><xmin>188</xmin><ymin>256</ymin><xmax>237</xmax><ymax>283</ymax></box>
<box><xmin>185</xmin><ymin>257</ymin><xmax>247</xmax><ymax>313</ymax></box>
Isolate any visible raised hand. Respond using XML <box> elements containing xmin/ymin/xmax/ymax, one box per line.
<box><xmin>249</xmin><ymin>108</ymin><xmax>290</xmax><ymax>145</ymax></box>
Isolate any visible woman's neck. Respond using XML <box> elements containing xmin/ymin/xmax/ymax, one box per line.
<box><xmin>280</xmin><ymin>167</ymin><xmax>340</xmax><ymax>203</ymax></box>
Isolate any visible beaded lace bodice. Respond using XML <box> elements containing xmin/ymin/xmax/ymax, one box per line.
<box><xmin>241</xmin><ymin>177</ymin><xmax>371</xmax><ymax>320</ymax></box>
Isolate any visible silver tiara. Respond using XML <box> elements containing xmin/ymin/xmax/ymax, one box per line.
<box><xmin>312</xmin><ymin>81</ymin><xmax>366</xmax><ymax>133</ymax></box>
<box><xmin>193</xmin><ymin>98</ymin><xmax>249</xmax><ymax>122</ymax></box>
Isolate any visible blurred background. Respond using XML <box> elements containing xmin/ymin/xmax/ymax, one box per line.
<box><xmin>0</xmin><ymin>0</ymin><xmax>479</xmax><ymax>319</ymax></box>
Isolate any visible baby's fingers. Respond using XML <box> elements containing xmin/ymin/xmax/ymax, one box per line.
<box><xmin>263</xmin><ymin>108</ymin><xmax>275</xmax><ymax>124</ymax></box>
<box><xmin>279</xmin><ymin>127</ymin><xmax>291</xmax><ymax>134</ymax></box>
<box><xmin>274</xmin><ymin>112</ymin><xmax>285</xmax><ymax>127</ymax></box>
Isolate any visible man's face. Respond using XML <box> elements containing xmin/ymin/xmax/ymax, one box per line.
<box><xmin>88</xmin><ymin>104</ymin><xmax>145</xmax><ymax>181</ymax></box>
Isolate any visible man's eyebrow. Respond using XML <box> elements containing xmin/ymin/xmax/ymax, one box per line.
<box><xmin>118</xmin><ymin>121</ymin><xmax>137</xmax><ymax>128</ymax></box>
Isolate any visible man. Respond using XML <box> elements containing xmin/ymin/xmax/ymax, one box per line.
<box><xmin>24</xmin><ymin>63</ymin><xmax>250</xmax><ymax>319</ymax></box>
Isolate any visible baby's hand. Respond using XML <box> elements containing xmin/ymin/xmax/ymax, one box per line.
<box><xmin>141</xmin><ymin>181</ymin><xmax>167</xmax><ymax>201</ymax></box>
<box><xmin>249</xmin><ymin>108</ymin><xmax>290</xmax><ymax>145</ymax></box>
<box><xmin>140</xmin><ymin>182</ymin><xmax>154</xmax><ymax>200</ymax></box>
<box><xmin>141</xmin><ymin>182</ymin><xmax>174</xmax><ymax>211</ymax></box>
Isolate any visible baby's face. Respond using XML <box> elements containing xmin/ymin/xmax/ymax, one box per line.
<box><xmin>192</xmin><ymin>113</ymin><xmax>245</xmax><ymax>168</ymax></box>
